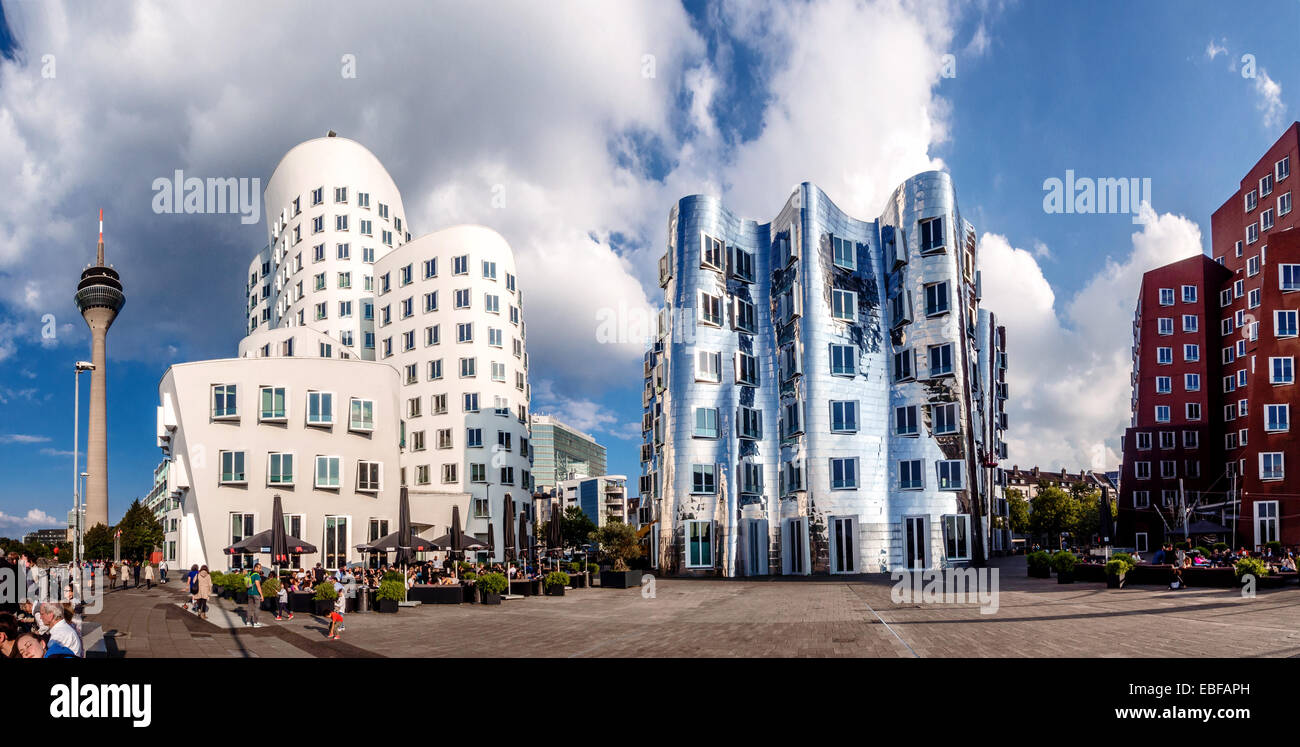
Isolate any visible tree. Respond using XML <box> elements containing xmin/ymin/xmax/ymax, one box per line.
<box><xmin>560</xmin><ymin>506</ymin><xmax>596</xmax><ymax>549</ymax></box>
<box><xmin>115</xmin><ymin>499</ymin><xmax>163</xmax><ymax>562</ymax></box>
<box><xmin>1028</xmin><ymin>486</ymin><xmax>1080</xmax><ymax>547</ymax></box>
<box><xmin>1005</xmin><ymin>488</ymin><xmax>1031</xmax><ymax>534</ymax></box>
<box><xmin>590</xmin><ymin>519</ymin><xmax>642</xmax><ymax>571</ymax></box>
<box><xmin>84</xmin><ymin>523</ymin><xmax>114</xmax><ymax>561</ymax></box>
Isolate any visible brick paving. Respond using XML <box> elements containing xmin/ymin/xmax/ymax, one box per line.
<box><xmin>86</xmin><ymin>557</ymin><xmax>1300</xmax><ymax>657</ymax></box>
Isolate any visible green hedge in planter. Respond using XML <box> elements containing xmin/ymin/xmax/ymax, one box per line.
<box><xmin>545</xmin><ymin>571</ymin><xmax>570</xmax><ymax>588</ymax></box>
<box><xmin>1105</xmin><ymin>559</ymin><xmax>1129</xmax><ymax>576</ymax></box>
<box><xmin>382</xmin><ymin>571</ymin><xmax>404</xmax><ymax>584</ymax></box>
<box><xmin>1212</xmin><ymin>542</ymin><xmax>1230</xmax><ymax>552</ymax></box>
<box><xmin>1051</xmin><ymin>551</ymin><xmax>1078</xmax><ymax>574</ymax></box>
<box><xmin>1235</xmin><ymin>557</ymin><xmax>1269</xmax><ymax>580</ymax></box>
<box><xmin>376</xmin><ymin>579</ymin><xmax>405</xmax><ymax>602</ymax></box>
<box><xmin>476</xmin><ymin>572</ymin><xmax>508</xmax><ymax>595</ymax></box>
<box><xmin>260</xmin><ymin>577</ymin><xmax>281</xmax><ymax>599</ymax></box>
<box><xmin>1027</xmin><ymin>551</ymin><xmax>1051</xmax><ymax>574</ymax></box>
<box><xmin>313</xmin><ymin>581</ymin><xmax>339</xmax><ymax>601</ymax></box>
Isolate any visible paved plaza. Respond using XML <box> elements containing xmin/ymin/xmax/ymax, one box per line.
<box><xmin>85</xmin><ymin>557</ymin><xmax>1300</xmax><ymax>658</ymax></box>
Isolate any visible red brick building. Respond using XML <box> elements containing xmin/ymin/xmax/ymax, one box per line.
<box><xmin>1121</xmin><ymin>123</ymin><xmax>1300</xmax><ymax>551</ymax></box>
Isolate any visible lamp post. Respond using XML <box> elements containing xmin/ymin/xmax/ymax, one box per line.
<box><xmin>79</xmin><ymin>472</ymin><xmax>88</xmax><ymax>563</ymax></box>
<box><xmin>72</xmin><ymin>361</ymin><xmax>95</xmax><ymax>568</ymax></box>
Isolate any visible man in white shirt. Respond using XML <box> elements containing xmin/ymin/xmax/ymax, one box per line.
<box><xmin>39</xmin><ymin>602</ymin><xmax>84</xmax><ymax>658</ymax></box>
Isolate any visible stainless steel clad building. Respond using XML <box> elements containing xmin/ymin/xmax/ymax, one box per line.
<box><xmin>640</xmin><ymin>174</ymin><xmax>1010</xmax><ymax>576</ymax></box>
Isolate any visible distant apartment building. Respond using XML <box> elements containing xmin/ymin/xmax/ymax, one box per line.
<box><xmin>640</xmin><ymin>174</ymin><xmax>1010</xmax><ymax>576</ymax></box>
<box><xmin>1120</xmin><ymin>122</ymin><xmax>1300</xmax><ymax>552</ymax></box>
<box><xmin>538</xmin><ymin>475</ymin><xmax>628</xmax><ymax>527</ymax></box>
<box><xmin>23</xmin><ymin>528</ymin><xmax>68</xmax><ymax>546</ymax></box>
<box><xmin>1005</xmin><ymin>465</ymin><xmax>1116</xmax><ymax>501</ymax></box>
<box><xmin>529</xmin><ymin>414</ymin><xmax>607</xmax><ymax>491</ymax></box>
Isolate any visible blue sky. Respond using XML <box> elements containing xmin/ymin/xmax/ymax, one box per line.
<box><xmin>0</xmin><ymin>0</ymin><xmax>1296</xmax><ymax>532</ymax></box>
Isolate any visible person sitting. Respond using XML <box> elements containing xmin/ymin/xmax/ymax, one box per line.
<box><xmin>16</xmin><ymin>632</ymin><xmax>78</xmax><ymax>658</ymax></box>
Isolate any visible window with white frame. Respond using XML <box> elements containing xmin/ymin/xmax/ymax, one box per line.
<box><xmin>1154</xmin><ymin>405</ymin><xmax>1170</xmax><ymax>423</ymax></box>
<box><xmin>1276</xmin><ymin>309</ymin><xmax>1298</xmax><ymax>337</ymax></box>
<box><xmin>1280</xmin><ymin>191</ymin><xmax>1293</xmax><ymax>217</ymax></box>
<box><xmin>735</xmin><ymin>351</ymin><xmax>759</xmax><ymax>386</ymax></box>
<box><xmin>691</xmin><ymin>464</ymin><xmax>717</xmax><ymax>494</ymax></box>
<box><xmin>219</xmin><ymin>450</ymin><xmax>246</xmax><ymax>484</ymax></box>
<box><xmin>1186</xmin><ymin>402</ymin><xmax>1201</xmax><ymax>421</ymax></box>
<box><xmin>936</xmin><ymin>461</ymin><xmax>964</xmax><ymax>490</ymax></box>
<box><xmin>933</xmin><ymin>402</ymin><xmax>959</xmax><ymax>435</ymax></box>
<box><xmin>212</xmin><ymin>384</ymin><xmax>238</xmax><ymax>418</ymax></box>
<box><xmin>1246</xmin><ymin>189</ymin><xmax>1258</xmax><ymax>211</ymax></box>
<box><xmin>701</xmin><ymin>234</ymin><xmax>724</xmax><ymax>271</ymax></box>
<box><xmin>1260</xmin><ymin>454</ymin><xmax>1284</xmax><ymax>482</ymax></box>
<box><xmin>832</xmin><ymin>236</ymin><xmax>855</xmax><ymax>270</ymax></box>
<box><xmin>895</xmin><ymin>405</ymin><xmax>918</xmax><ymax>436</ymax></box>
<box><xmin>1281</xmin><ymin>264</ymin><xmax>1300</xmax><ymax>292</ymax></box>
<box><xmin>1156</xmin><ymin>376</ymin><xmax>1171</xmax><ymax>394</ymax></box>
<box><xmin>899</xmin><ymin>459</ymin><xmax>923</xmax><ymax>490</ymax></box>
<box><xmin>1157</xmin><ymin>317</ymin><xmax>1173</xmax><ymax>335</ymax></box>
<box><xmin>1157</xmin><ymin>347</ymin><xmax>1173</xmax><ymax>365</ymax></box>
<box><xmin>830</xmin><ymin>400</ymin><xmax>858</xmax><ymax>433</ymax></box>
<box><xmin>925</xmin><ymin>281</ymin><xmax>949</xmax><ymax>316</ymax></box>
<box><xmin>830</xmin><ymin>457</ymin><xmax>857</xmax><ymax>489</ymax></box>
<box><xmin>831</xmin><ymin>289</ymin><xmax>856</xmax><ymax>321</ymax></box>
<box><xmin>1247</xmin><ymin>223</ymin><xmax>1259</xmax><ymax>244</ymax></box>
<box><xmin>1133</xmin><ymin>491</ymin><xmax>1150</xmax><ymax>509</ymax></box>
<box><xmin>315</xmin><ymin>456</ymin><xmax>341</xmax><ymax>488</ymax></box>
<box><xmin>738</xmin><ymin>406</ymin><xmax>762</xmax><ymax>439</ymax></box>
<box><xmin>1266</xmin><ymin>404</ymin><xmax>1289</xmax><ymax>432</ymax></box>
<box><xmin>260</xmin><ymin>386</ymin><xmax>287</xmax><ymax>421</ymax></box>
<box><xmin>1135</xmin><ymin>432</ymin><xmax>1151</xmax><ymax>450</ymax></box>
<box><xmin>830</xmin><ymin>344</ymin><xmax>855</xmax><ymax>376</ymax></box>
<box><xmin>695</xmin><ymin>350</ymin><xmax>722</xmax><ymax>382</ymax></box>
<box><xmin>1182</xmin><ymin>314</ymin><xmax>1198</xmax><ymax>332</ymax></box>
<box><xmin>693</xmin><ymin>407</ymin><xmax>719</xmax><ymax>439</ymax></box>
<box><xmin>1271</xmin><ymin>356</ymin><xmax>1294</xmax><ymax>384</ymax></box>
<box><xmin>919</xmin><ymin>216</ymin><xmax>945</xmax><ymax>253</ymax></box>
<box><xmin>306</xmin><ymin>391</ymin><xmax>333</xmax><ymax>425</ymax></box>
<box><xmin>1183</xmin><ymin>344</ymin><xmax>1199</xmax><ymax>362</ymax></box>
<box><xmin>687</xmin><ymin>520</ymin><xmax>713</xmax><ymax>567</ymax></box>
<box><xmin>734</xmin><ymin>297</ymin><xmax>756</xmax><ymax>332</ymax></box>
<box><xmin>698</xmin><ymin>291</ymin><xmax>722</xmax><ymax>326</ymax></box>
<box><xmin>356</xmin><ymin>461</ymin><xmax>381</xmax><ymax>492</ymax></box>
<box><xmin>1182</xmin><ymin>285</ymin><xmax>1197</xmax><ymax>303</ymax></box>
<box><xmin>929</xmin><ymin>343</ymin><xmax>954</xmax><ymax>376</ymax></box>
<box><xmin>943</xmin><ymin>514</ymin><xmax>970</xmax><ymax>559</ymax></box>
<box><xmin>1134</xmin><ymin>461</ymin><xmax>1151</xmax><ymax>479</ymax></box>
<box><xmin>893</xmin><ymin>348</ymin><xmax>913</xmax><ymax>381</ymax></box>
<box><xmin>1158</xmin><ymin>288</ymin><xmax>1174</xmax><ymax>306</ymax></box>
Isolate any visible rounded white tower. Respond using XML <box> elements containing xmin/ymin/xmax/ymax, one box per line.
<box><xmin>248</xmin><ymin>133</ymin><xmax>411</xmax><ymax>360</ymax></box>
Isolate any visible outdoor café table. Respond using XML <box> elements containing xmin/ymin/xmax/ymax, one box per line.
<box><xmin>288</xmin><ymin>590</ymin><xmax>314</xmax><ymax>613</ymax></box>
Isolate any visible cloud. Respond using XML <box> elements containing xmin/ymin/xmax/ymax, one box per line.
<box><xmin>532</xmin><ymin>379</ymin><xmax>640</xmax><ymax>441</ymax></box>
<box><xmin>39</xmin><ymin>447</ymin><xmax>74</xmax><ymax>457</ymax></box>
<box><xmin>1254</xmin><ymin>69</ymin><xmax>1285</xmax><ymax>130</ymax></box>
<box><xmin>965</xmin><ymin>22</ymin><xmax>991</xmax><ymax>57</ymax></box>
<box><xmin>0</xmin><ymin>433</ymin><xmax>50</xmax><ymax>443</ymax></box>
<box><xmin>0</xmin><ymin>508</ymin><xmax>60</xmax><ymax>531</ymax></box>
<box><xmin>978</xmin><ymin>205</ymin><xmax>1204</xmax><ymax>472</ymax></box>
<box><xmin>1031</xmin><ymin>240</ymin><xmax>1053</xmax><ymax>261</ymax></box>
<box><xmin>1205</xmin><ymin>38</ymin><xmax>1227</xmax><ymax>60</ymax></box>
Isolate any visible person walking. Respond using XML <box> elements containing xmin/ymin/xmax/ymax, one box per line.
<box><xmin>142</xmin><ymin>562</ymin><xmax>156</xmax><ymax>591</ymax></box>
<box><xmin>132</xmin><ymin>559</ymin><xmax>141</xmax><ymax>588</ymax></box>
<box><xmin>194</xmin><ymin>566</ymin><xmax>211</xmax><ymax>620</ymax></box>
<box><xmin>245</xmin><ymin>562</ymin><xmax>265</xmax><ymax>628</ymax></box>
<box><xmin>159</xmin><ymin>560</ymin><xmax>168</xmax><ymax>584</ymax></box>
<box><xmin>108</xmin><ymin>561</ymin><xmax>117</xmax><ymax>590</ymax></box>
<box><xmin>327</xmin><ymin>580</ymin><xmax>345</xmax><ymax>641</ymax></box>
<box><xmin>274</xmin><ymin>578</ymin><xmax>292</xmax><ymax>621</ymax></box>
<box><xmin>119</xmin><ymin>560</ymin><xmax>131</xmax><ymax>589</ymax></box>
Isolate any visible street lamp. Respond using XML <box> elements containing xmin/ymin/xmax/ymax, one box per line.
<box><xmin>73</xmin><ymin>361</ymin><xmax>94</xmax><ymax>568</ymax></box>
<box><xmin>79</xmin><ymin>472</ymin><xmax>89</xmax><ymax>563</ymax></box>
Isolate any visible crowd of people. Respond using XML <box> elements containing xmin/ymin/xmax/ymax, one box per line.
<box><xmin>1143</xmin><ymin>543</ymin><xmax>1299</xmax><ymax>571</ymax></box>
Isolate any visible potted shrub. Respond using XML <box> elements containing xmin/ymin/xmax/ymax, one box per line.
<box><xmin>477</xmin><ymin>572</ymin><xmax>507</xmax><ymax>605</ymax></box>
<box><xmin>375</xmin><ymin>579</ymin><xmax>404</xmax><ymax>613</ymax></box>
<box><xmin>544</xmin><ymin>571</ymin><xmax>570</xmax><ymax>597</ymax></box>
<box><xmin>1026</xmin><ymin>551</ymin><xmax>1052</xmax><ymax>579</ymax></box>
<box><xmin>592</xmin><ymin>520</ymin><xmax>643</xmax><ymax>588</ymax></box>
<box><xmin>260</xmin><ymin>577</ymin><xmax>282</xmax><ymax>612</ymax></box>
<box><xmin>1235</xmin><ymin>557</ymin><xmax>1269</xmax><ymax>587</ymax></box>
<box><xmin>312</xmin><ymin>580</ymin><xmax>338</xmax><ymax>615</ymax></box>
<box><xmin>382</xmin><ymin>571</ymin><xmax>404</xmax><ymax>584</ymax></box>
<box><xmin>1105</xmin><ymin>557</ymin><xmax>1133</xmax><ymax>589</ymax></box>
<box><xmin>211</xmin><ymin>572</ymin><xmax>225</xmax><ymax>597</ymax></box>
<box><xmin>1212</xmin><ymin>542</ymin><xmax>1230</xmax><ymax>553</ymax></box>
<box><xmin>1052</xmin><ymin>551</ymin><xmax>1077</xmax><ymax>583</ymax></box>
<box><xmin>232</xmin><ymin>572</ymin><xmax>250</xmax><ymax>604</ymax></box>
<box><xmin>461</xmin><ymin>571</ymin><xmax>478</xmax><ymax>604</ymax></box>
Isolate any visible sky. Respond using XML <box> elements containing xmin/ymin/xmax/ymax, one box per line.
<box><xmin>0</xmin><ymin>0</ymin><xmax>1296</xmax><ymax>532</ymax></box>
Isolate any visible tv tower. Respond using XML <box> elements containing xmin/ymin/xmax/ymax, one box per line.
<box><xmin>73</xmin><ymin>210</ymin><xmax>125</xmax><ymax>530</ymax></box>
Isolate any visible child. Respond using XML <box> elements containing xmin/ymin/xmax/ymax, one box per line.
<box><xmin>275</xmin><ymin>581</ymin><xmax>292</xmax><ymax>621</ymax></box>
<box><xmin>327</xmin><ymin>591</ymin><xmax>344</xmax><ymax>640</ymax></box>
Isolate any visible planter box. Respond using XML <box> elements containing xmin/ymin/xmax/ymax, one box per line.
<box><xmin>544</xmin><ymin>584</ymin><xmax>565</xmax><ymax>597</ymax></box>
<box><xmin>480</xmin><ymin>592</ymin><xmax>501</xmax><ymax>605</ymax></box>
<box><xmin>1056</xmin><ymin>571</ymin><xmax>1074</xmax><ymax>584</ymax></box>
<box><xmin>1106</xmin><ymin>574</ymin><xmax>1125</xmax><ymax>589</ymax></box>
<box><xmin>261</xmin><ymin>597</ymin><xmax>277</xmax><ymax>612</ymax></box>
<box><xmin>1258</xmin><ymin>574</ymin><xmax>1286</xmax><ymax>589</ymax></box>
<box><xmin>212</xmin><ymin>585</ymin><xmax>224</xmax><ymax>597</ymax></box>
<box><xmin>407</xmin><ymin>585</ymin><xmax>462</xmax><ymax>605</ymax></box>
<box><xmin>1070</xmin><ymin>564</ymin><xmax>1106</xmax><ymax>583</ymax></box>
<box><xmin>234</xmin><ymin>591</ymin><xmax>249</xmax><ymax>604</ymax></box>
<box><xmin>569</xmin><ymin>574</ymin><xmax>587</xmax><ymax>589</ymax></box>
<box><xmin>376</xmin><ymin>598</ymin><xmax>398</xmax><ymax>613</ymax></box>
<box><xmin>599</xmin><ymin>570</ymin><xmax>642</xmax><ymax>589</ymax></box>
<box><xmin>1126</xmin><ymin>564</ymin><xmax>1173</xmax><ymax>586</ymax></box>
<box><xmin>314</xmin><ymin>599</ymin><xmax>335</xmax><ymax>616</ymax></box>
<box><xmin>462</xmin><ymin>585</ymin><xmax>478</xmax><ymax>604</ymax></box>
<box><xmin>1182</xmin><ymin>567</ymin><xmax>1237</xmax><ymax>588</ymax></box>
<box><xmin>1027</xmin><ymin>566</ymin><xmax>1051</xmax><ymax>579</ymax></box>
<box><xmin>289</xmin><ymin>591</ymin><xmax>314</xmax><ymax>613</ymax></box>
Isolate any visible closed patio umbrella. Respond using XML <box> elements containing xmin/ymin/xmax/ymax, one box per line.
<box><xmin>395</xmin><ymin>487</ymin><xmax>416</xmax><ymax>567</ymax></box>
<box><xmin>502</xmin><ymin>495</ymin><xmax>515</xmax><ymax>562</ymax></box>
<box><xmin>270</xmin><ymin>494</ymin><xmax>289</xmax><ymax>570</ymax></box>
<box><xmin>548</xmin><ymin>500</ymin><xmax>564</xmax><ymax>570</ymax></box>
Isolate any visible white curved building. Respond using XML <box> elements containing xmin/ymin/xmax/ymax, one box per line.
<box><xmin>247</xmin><ymin>133</ymin><xmax>412</xmax><ymax>359</ymax></box>
<box><xmin>372</xmin><ymin>225</ymin><xmax>533</xmax><ymax>555</ymax></box>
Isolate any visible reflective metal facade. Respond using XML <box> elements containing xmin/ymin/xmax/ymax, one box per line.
<box><xmin>642</xmin><ymin>174</ymin><xmax>1010</xmax><ymax>576</ymax></box>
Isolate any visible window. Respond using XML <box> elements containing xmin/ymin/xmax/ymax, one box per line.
<box><xmin>695</xmin><ymin>350</ymin><xmax>722</xmax><ymax>382</ymax></box>
<box><xmin>1159</xmin><ymin>431</ymin><xmax>1175</xmax><ymax>450</ymax></box>
<box><xmin>459</xmin><ymin>357</ymin><xmax>477</xmax><ymax>378</ymax></box>
<box><xmin>1261</xmin><ymin>209</ymin><xmax>1275</xmax><ymax>231</ymax></box>
<box><xmin>1249</xmin><ymin>287</ymin><xmax>1261</xmax><ymax>309</ymax></box>
<box><xmin>919</xmin><ymin>216</ymin><xmax>945</xmax><ymax>253</ymax></box>
<box><xmin>219</xmin><ymin>451</ymin><xmax>246</xmax><ymax>484</ymax></box>
<box><xmin>893</xmin><ymin>348</ymin><xmax>913</xmax><ymax>381</ymax></box>
<box><xmin>1135</xmin><ymin>432</ymin><xmax>1152</xmax><ymax>450</ymax></box>
<box><xmin>1247</xmin><ymin>223</ymin><xmax>1259</xmax><ymax>244</ymax></box>
<box><xmin>943</xmin><ymin>514</ymin><xmax>970</xmax><ymax>560</ymax></box>
<box><xmin>1186</xmin><ymin>402</ymin><xmax>1201</xmax><ymax>421</ymax></box>
<box><xmin>442</xmin><ymin>464</ymin><xmax>458</xmax><ymax>484</ymax></box>
<box><xmin>1221</xmin><ymin>288</ymin><xmax>1233</xmax><ymax>308</ymax></box>
<box><xmin>428</xmin><ymin>359</ymin><xmax>444</xmax><ymax>380</ymax></box>
<box><xmin>456</xmin><ymin>322</ymin><xmax>474</xmax><ymax>343</ymax></box>
<box><xmin>356</xmin><ymin>461</ymin><xmax>380</xmax><ymax>492</ymax></box>
<box><xmin>738</xmin><ymin>407</ymin><xmax>762</xmax><ymax>439</ymax></box>
<box><xmin>735</xmin><ymin>352</ymin><xmax>759</xmax><ymax>386</ymax></box>
<box><xmin>1133</xmin><ymin>491</ymin><xmax>1150</xmax><ymax>509</ymax></box>
<box><xmin>1266</xmin><ymin>404</ymin><xmax>1289</xmax><ymax>432</ymax></box>
<box><xmin>925</xmin><ymin>281</ymin><xmax>949</xmax><ymax>316</ymax></box>
<box><xmin>895</xmin><ymin>405</ymin><xmax>918</xmax><ymax>436</ymax></box>
<box><xmin>830</xmin><ymin>457</ymin><xmax>857</xmax><ymax>489</ymax></box>
<box><xmin>1156</xmin><ymin>347</ymin><xmax>1172</xmax><ymax>365</ymax></box>
<box><xmin>687</xmin><ymin>520</ymin><xmax>713</xmax><ymax>568</ymax></box>
<box><xmin>1281</xmin><ymin>191</ymin><xmax>1293</xmax><ymax>217</ymax></box>
<box><xmin>831</xmin><ymin>289</ymin><xmax>856</xmax><ymax>321</ymax></box>
<box><xmin>1257</xmin><ymin>500</ymin><xmax>1280</xmax><ymax>547</ymax></box>
<box><xmin>1281</xmin><ymin>264</ymin><xmax>1300</xmax><ymax>292</ymax></box>
<box><xmin>832</xmin><ymin>236</ymin><xmax>855</xmax><ymax>270</ymax></box>
<box><xmin>692</xmin><ymin>464</ymin><xmax>717</xmax><ymax>494</ymax></box>
<box><xmin>1278</xmin><ymin>156</ymin><xmax>1291</xmax><ymax>182</ymax></box>
<box><xmin>1157</xmin><ymin>317</ymin><xmax>1173</xmax><ymax>336</ymax></box>
<box><xmin>929</xmin><ymin>343</ymin><xmax>954</xmax><ymax>376</ymax></box>
<box><xmin>830</xmin><ymin>344</ymin><xmax>855</xmax><ymax>376</ymax></box>
<box><xmin>899</xmin><ymin>459</ymin><xmax>923</xmax><ymax>490</ymax></box>
<box><xmin>1154</xmin><ymin>405</ymin><xmax>1170</xmax><ymax>423</ymax></box>
<box><xmin>1135</xmin><ymin>461</ymin><xmax>1151</xmax><ymax>480</ymax></box>
<box><xmin>463</xmin><ymin>393</ymin><xmax>479</xmax><ymax>412</ymax></box>
<box><xmin>212</xmin><ymin>384</ymin><xmax>238</xmax><ymax>418</ymax></box>
<box><xmin>782</xmin><ymin>400</ymin><xmax>803</xmax><ymax>437</ymax></box>
<box><xmin>1181</xmin><ymin>314</ymin><xmax>1198</xmax><ymax>332</ymax></box>
<box><xmin>1261</xmin><ymin>172</ymin><xmax>1274</xmax><ymax>197</ymax></box>
<box><xmin>937</xmin><ymin>461</ymin><xmax>964</xmax><ymax>490</ymax></box>
<box><xmin>700</xmin><ymin>234</ymin><xmax>727</xmax><ymax>272</ymax></box>
<box><xmin>698</xmin><ymin>291</ymin><xmax>722</xmax><ymax>326</ymax></box>
<box><xmin>732</xmin><ymin>249</ymin><xmax>755</xmax><ymax>283</ymax></box>
<box><xmin>694</xmin><ymin>407</ymin><xmax>719</xmax><ymax>439</ymax></box>
<box><xmin>315</xmin><ymin>456</ymin><xmax>341</xmax><ymax>488</ymax></box>
<box><xmin>1246</xmin><ymin>189</ymin><xmax>1258</xmax><ymax>212</ymax></box>
<box><xmin>1182</xmin><ymin>344</ymin><xmax>1199</xmax><ymax>362</ymax></box>
<box><xmin>1260</xmin><ymin>454</ymin><xmax>1284</xmax><ymax>482</ymax></box>
<box><xmin>1276</xmin><ymin>310</ymin><xmax>1298</xmax><ymax>338</ymax></box>
<box><xmin>1271</xmin><ymin>357</ymin><xmax>1294</xmax><ymax>384</ymax></box>
<box><xmin>1156</xmin><ymin>376</ymin><xmax>1171</xmax><ymax>394</ymax></box>
<box><xmin>466</xmin><ymin>427</ymin><xmax>482</xmax><ymax>448</ymax></box>
<box><xmin>1181</xmin><ymin>285</ymin><xmax>1197</xmax><ymax>303</ymax></box>
<box><xmin>740</xmin><ymin>462</ymin><xmax>763</xmax><ymax>494</ymax></box>
<box><xmin>830</xmin><ymin>400</ymin><xmax>858</xmax><ymax>433</ymax></box>
<box><xmin>734</xmin><ymin>297</ymin><xmax>756</xmax><ymax>332</ymax></box>
<box><xmin>933</xmin><ymin>402</ymin><xmax>959</xmax><ymax>435</ymax></box>
<box><xmin>432</xmin><ymin>394</ymin><xmax>447</xmax><ymax>415</ymax></box>
<box><xmin>259</xmin><ymin>386</ymin><xmax>287</xmax><ymax>421</ymax></box>
<box><xmin>307</xmin><ymin>391</ymin><xmax>333</xmax><ymax>426</ymax></box>
<box><xmin>1158</xmin><ymin>288</ymin><xmax>1174</xmax><ymax>306</ymax></box>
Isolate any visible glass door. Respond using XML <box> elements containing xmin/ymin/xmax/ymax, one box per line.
<box><xmin>324</xmin><ymin>516</ymin><xmax>349</xmax><ymax>570</ymax></box>
<box><xmin>831</xmin><ymin>516</ymin><xmax>856</xmax><ymax>573</ymax></box>
<box><xmin>904</xmin><ymin>516</ymin><xmax>928</xmax><ymax>570</ymax></box>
